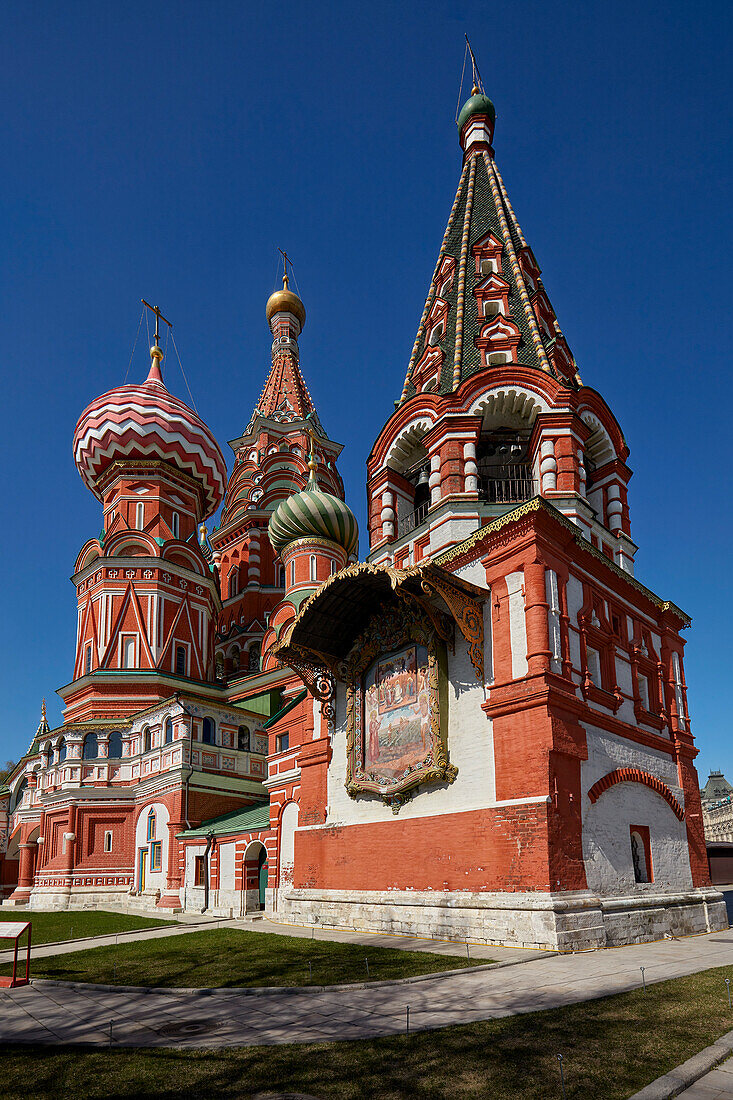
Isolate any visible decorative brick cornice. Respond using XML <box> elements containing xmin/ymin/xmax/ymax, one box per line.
<box><xmin>587</xmin><ymin>767</ymin><xmax>685</xmax><ymax>820</ymax></box>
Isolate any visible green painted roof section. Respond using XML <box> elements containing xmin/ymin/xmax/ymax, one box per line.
<box><xmin>404</xmin><ymin>153</ymin><xmax>546</xmax><ymax>403</ymax></box>
<box><xmin>177</xmin><ymin>803</ymin><xmax>270</xmax><ymax>838</ymax></box>
<box><xmin>233</xmin><ymin>688</ymin><xmax>281</xmax><ymax>719</ymax></box>
<box><xmin>263</xmin><ymin>688</ymin><xmax>307</xmax><ymax>729</ymax></box>
<box><xmin>457</xmin><ymin>92</ymin><xmax>496</xmax><ymax>130</ymax></box>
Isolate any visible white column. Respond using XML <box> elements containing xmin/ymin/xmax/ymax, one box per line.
<box><xmin>380</xmin><ymin>490</ymin><xmax>395</xmax><ymax>541</ymax></box>
<box><xmin>607</xmin><ymin>483</ymin><xmax>623</xmax><ymax>532</ymax></box>
<box><xmin>540</xmin><ymin>438</ymin><xmax>557</xmax><ymax>492</ymax></box>
<box><xmin>248</xmin><ymin>530</ymin><xmax>261</xmax><ymax>586</ymax></box>
<box><xmin>429</xmin><ymin>453</ymin><xmax>442</xmax><ymax>506</ymax></box>
<box><xmin>463</xmin><ymin>442</ymin><xmax>478</xmax><ymax>493</ymax></box>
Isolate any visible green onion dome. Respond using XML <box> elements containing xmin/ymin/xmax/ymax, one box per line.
<box><xmin>268</xmin><ymin>447</ymin><xmax>358</xmax><ymax>558</ymax></box>
<box><xmin>457</xmin><ymin>90</ymin><xmax>496</xmax><ymax>131</ymax></box>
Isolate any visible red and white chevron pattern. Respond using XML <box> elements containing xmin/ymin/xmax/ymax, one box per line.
<box><xmin>73</xmin><ymin>376</ymin><xmax>227</xmax><ymax>516</ymax></box>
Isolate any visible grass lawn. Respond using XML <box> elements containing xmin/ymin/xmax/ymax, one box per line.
<box><xmin>0</xmin><ymin>910</ymin><xmax>172</xmax><ymax>946</ymax></box>
<box><xmin>3</xmin><ymin>965</ymin><xmax>733</xmax><ymax>1098</ymax></box>
<box><xmin>1</xmin><ymin>927</ymin><xmax>483</xmax><ymax>987</ymax></box>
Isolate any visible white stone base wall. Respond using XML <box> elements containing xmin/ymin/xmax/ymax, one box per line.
<box><xmin>274</xmin><ymin>887</ymin><xmax>728</xmax><ymax>951</ymax></box>
<box><xmin>26</xmin><ymin>885</ymin><xmax>137</xmax><ymax>911</ymax></box>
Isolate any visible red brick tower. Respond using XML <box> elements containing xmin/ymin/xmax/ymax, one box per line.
<box><xmin>210</xmin><ymin>272</ymin><xmax>347</xmax><ymax>681</ymax></box>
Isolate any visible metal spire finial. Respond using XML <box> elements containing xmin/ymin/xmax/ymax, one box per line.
<box><xmin>465</xmin><ymin>35</ymin><xmax>485</xmax><ymax>95</ymax></box>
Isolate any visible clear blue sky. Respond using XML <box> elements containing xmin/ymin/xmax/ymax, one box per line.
<box><xmin>1</xmin><ymin>1</ymin><xmax>731</xmax><ymax>782</ymax></box>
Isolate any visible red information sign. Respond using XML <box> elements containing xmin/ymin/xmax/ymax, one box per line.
<box><xmin>0</xmin><ymin>920</ymin><xmax>32</xmax><ymax>988</ymax></box>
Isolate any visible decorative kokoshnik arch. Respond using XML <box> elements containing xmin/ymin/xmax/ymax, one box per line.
<box><xmin>587</xmin><ymin>768</ymin><xmax>685</xmax><ymax>821</ymax></box>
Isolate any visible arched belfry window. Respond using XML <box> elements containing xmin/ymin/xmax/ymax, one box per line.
<box><xmin>107</xmin><ymin>730</ymin><xmax>122</xmax><ymax>758</ymax></box>
<box><xmin>171</xmin><ymin>511</ymin><xmax>179</xmax><ymax>539</ymax></box>
<box><xmin>82</xmin><ymin>732</ymin><xmax>98</xmax><ymax>760</ymax></box>
<box><xmin>477</xmin><ymin>429</ymin><xmax>533</xmax><ymax>505</ymax></box>
<box><xmin>57</xmin><ymin>738</ymin><xmax>67</xmax><ymax>763</ymax></box>
<box><xmin>309</xmin><ymin>555</ymin><xmax>317</xmax><ymax>582</ymax></box>
<box><xmin>248</xmin><ymin>643</ymin><xmax>261</xmax><ymax>672</ymax></box>
<box><xmin>238</xmin><ymin>725</ymin><xmax>250</xmax><ymax>752</ymax></box>
<box><xmin>135</xmin><ymin>501</ymin><xmax>145</xmax><ymax>531</ymax></box>
<box><xmin>202</xmin><ymin>717</ymin><xmax>215</xmax><ymax>745</ymax></box>
<box><xmin>164</xmin><ymin>717</ymin><xmax>174</xmax><ymax>745</ymax></box>
<box><xmin>143</xmin><ymin>726</ymin><xmax>152</xmax><ymax>753</ymax></box>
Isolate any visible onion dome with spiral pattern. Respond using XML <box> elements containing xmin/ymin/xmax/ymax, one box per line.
<box><xmin>268</xmin><ymin>442</ymin><xmax>358</xmax><ymax>558</ymax></box>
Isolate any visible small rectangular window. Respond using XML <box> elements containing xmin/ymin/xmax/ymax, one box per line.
<box><xmin>276</xmin><ymin>732</ymin><xmax>290</xmax><ymax>753</ymax></box>
<box><xmin>175</xmin><ymin>645</ymin><xmax>187</xmax><ymax>676</ymax></box>
<box><xmin>150</xmin><ymin>841</ymin><xmax>162</xmax><ymax>872</ymax></box>
<box><xmin>289</xmin><ymin>561</ymin><xmax>295</xmax><ymax>588</ymax></box>
<box><xmin>104</xmin><ymin>830</ymin><xmax>113</xmax><ymax>853</ymax></box>
<box><xmin>310</xmin><ymin>555</ymin><xmax>317</xmax><ymax>581</ymax></box>
<box><xmin>135</xmin><ymin>501</ymin><xmax>145</xmax><ymax>531</ymax></box>
<box><xmin>479</xmin><ymin>258</ymin><xmax>495</xmax><ymax>275</ymax></box>
<box><xmin>194</xmin><ymin>854</ymin><xmax>206</xmax><ymax>887</ymax></box>
<box><xmin>637</xmin><ymin>673</ymin><xmax>650</xmax><ymax>711</ymax></box>
<box><xmin>171</xmin><ymin>512</ymin><xmax>179</xmax><ymax>539</ymax></box>
<box><xmin>122</xmin><ymin>636</ymin><xmax>136</xmax><ymax>669</ymax></box>
<box><xmin>85</xmin><ymin>644</ymin><xmax>93</xmax><ymax>674</ymax></box>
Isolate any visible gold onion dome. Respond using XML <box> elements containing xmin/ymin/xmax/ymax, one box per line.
<box><xmin>268</xmin><ymin>442</ymin><xmax>358</xmax><ymax>558</ymax></box>
<box><xmin>266</xmin><ymin>272</ymin><xmax>306</xmax><ymax>329</ymax></box>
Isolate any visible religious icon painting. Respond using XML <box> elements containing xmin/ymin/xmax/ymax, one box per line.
<box><xmin>345</xmin><ymin>603</ymin><xmax>457</xmax><ymax>812</ymax></box>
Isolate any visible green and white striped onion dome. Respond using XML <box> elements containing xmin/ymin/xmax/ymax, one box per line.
<box><xmin>268</xmin><ymin>460</ymin><xmax>358</xmax><ymax>559</ymax></box>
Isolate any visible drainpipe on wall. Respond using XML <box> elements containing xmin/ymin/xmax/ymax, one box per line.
<box><xmin>174</xmin><ymin>693</ymin><xmax>194</xmax><ymax>829</ymax></box>
<box><xmin>202</xmin><ymin>830</ymin><xmax>215</xmax><ymax>914</ymax></box>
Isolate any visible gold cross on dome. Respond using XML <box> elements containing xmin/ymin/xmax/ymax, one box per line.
<box><xmin>141</xmin><ymin>299</ymin><xmax>173</xmax><ymax>345</ymax></box>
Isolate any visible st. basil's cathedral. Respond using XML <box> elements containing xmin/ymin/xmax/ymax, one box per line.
<box><xmin>1</xmin><ymin>83</ymin><xmax>724</xmax><ymax>950</ymax></box>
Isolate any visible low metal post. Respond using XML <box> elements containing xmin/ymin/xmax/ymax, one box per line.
<box><xmin>640</xmin><ymin>966</ymin><xmax>646</xmax><ymax>992</ymax></box>
<box><xmin>557</xmin><ymin>1054</ymin><xmax>566</xmax><ymax>1099</ymax></box>
<box><xmin>365</xmin><ymin>958</ymin><xmax>370</xmax><ymax>979</ymax></box>
<box><xmin>406</xmin><ymin>1006</ymin><xmax>410</xmax><ymax>1035</ymax></box>
<box><xmin>726</xmin><ymin>978</ymin><xmax>731</xmax><ymax>1010</ymax></box>
<box><xmin>308</xmin><ymin>959</ymin><xmax>312</xmax><ymax>981</ymax></box>
<box><xmin>466</xmin><ymin>942</ymin><xmax>470</xmax><ymax>963</ymax></box>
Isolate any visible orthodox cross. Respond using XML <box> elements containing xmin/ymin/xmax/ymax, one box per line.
<box><xmin>141</xmin><ymin>299</ymin><xmax>173</xmax><ymax>345</ymax></box>
<box><xmin>278</xmin><ymin>249</ymin><xmax>292</xmax><ymax>285</ymax></box>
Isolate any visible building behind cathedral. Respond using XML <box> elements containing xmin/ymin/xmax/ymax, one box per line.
<box><xmin>0</xmin><ymin>83</ymin><xmax>725</xmax><ymax>950</ymax></box>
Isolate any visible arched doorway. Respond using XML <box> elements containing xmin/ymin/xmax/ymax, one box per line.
<box><xmin>258</xmin><ymin>847</ymin><xmax>268</xmax><ymax>910</ymax></box>
<box><xmin>242</xmin><ymin>840</ymin><xmax>267</xmax><ymax>915</ymax></box>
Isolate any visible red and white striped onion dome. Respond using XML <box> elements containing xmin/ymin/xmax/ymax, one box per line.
<box><xmin>73</xmin><ymin>348</ymin><xmax>227</xmax><ymax>518</ymax></box>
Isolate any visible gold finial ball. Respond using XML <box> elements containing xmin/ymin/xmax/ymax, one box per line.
<box><xmin>266</xmin><ymin>274</ymin><xmax>306</xmax><ymax>329</ymax></box>
<box><xmin>150</xmin><ymin>344</ymin><xmax>164</xmax><ymax>360</ymax></box>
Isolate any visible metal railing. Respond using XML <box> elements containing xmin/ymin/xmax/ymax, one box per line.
<box><xmin>479</xmin><ymin>469</ymin><xmax>535</xmax><ymax>504</ymax></box>
<box><xmin>397</xmin><ymin>499</ymin><xmax>429</xmax><ymax>537</ymax></box>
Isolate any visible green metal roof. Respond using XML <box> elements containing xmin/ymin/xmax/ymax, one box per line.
<box><xmin>263</xmin><ymin>688</ymin><xmax>307</xmax><ymax>729</ymax></box>
<box><xmin>457</xmin><ymin>92</ymin><xmax>496</xmax><ymax>130</ymax></box>
<box><xmin>176</xmin><ymin>803</ymin><xmax>270</xmax><ymax>839</ymax></box>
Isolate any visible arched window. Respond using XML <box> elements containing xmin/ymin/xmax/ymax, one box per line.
<box><xmin>202</xmin><ymin>717</ymin><xmax>215</xmax><ymax>745</ymax></box>
<box><xmin>147</xmin><ymin>808</ymin><xmax>156</xmax><ymax>842</ymax></box>
<box><xmin>309</xmin><ymin>555</ymin><xmax>317</xmax><ymax>582</ymax></box>
<box><xmin>175</xmin><ymin>645</ymin><xmax>187</xmax><ymax>676</ymax></box>
<box><xmin>229</xmin><ymin>568</ymin><xmax>238</xmax><ymax>597</ymax></box>
<box><xmin>171</xmin><ymin>511</ymin><xmax>179</xmax><ymax>539</ymax></box>
<box><xmin>248</xmin><ymin>643</ymin><xmax>261</xmax><ymax>672</ymax></box>
<box><xmin>164</xmin><ymin>718</ymin><xmax>174</xmax><ymax>745</ymax></box>
<box><xmin>289</xmin><ymin>561</ymin><xmax>295</xmax><ymax>588</ymax></box>
<box><xmin>13</xmin><ymin>778</ymin><xmax>28</xmax><ymax>811</ymax></box>
<box><xmin>57</xmin><ymin>737</ymin><xmax>67</xmax><ymax>763</ymax></box>
<box><xmin>278</xmin><ymin>566</ymin><xmax>286</xmax><ymax>588</ymax></box>
<box><xmin>143</xmin><ymin>726</ymin><xmax>152</xmax><ymax>753</ymax></box>
<box><xmin>231</xmin><ymin>646</ymin><xmax>240</xmax><ymax>674</ymax></box>
<box><xmin>107</xmin><ymin>730</ymin><xmax>122</xmax><ymax>758</ymax></box>
<box><xmin>237</xmin><ymin>725</ymin><xmax>250</xmax><ymax>752</ymax></box>
<box><xmin>135</xmin><ymin>501</ymin><xmax>145</xmax><ymax>531</ymax></box>
<box><xmin>82</xmin><ymin>732</ymin><xmax>98</xmax><ymax>760</ymax></box>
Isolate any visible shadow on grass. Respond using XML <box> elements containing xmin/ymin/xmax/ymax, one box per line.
<box><xmin>3</xmin><ymin>966</ymin><xmax>733</xmax><ymax>1098</ymax></box>
<box><xmin>3</xmin><ymin>929</ymin><xmax>476</xmax><ymax>989</ymax></box>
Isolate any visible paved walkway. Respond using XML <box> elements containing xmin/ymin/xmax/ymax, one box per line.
<box><xmin>677</xmin><ymin>1061</ymin><xmax>733</xmax><ymax>1098</ymax></box>
<box><xmin>2</xmin><ymin>925</ymin><xmax>733</xmax><ymax>1049</ymax></box>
